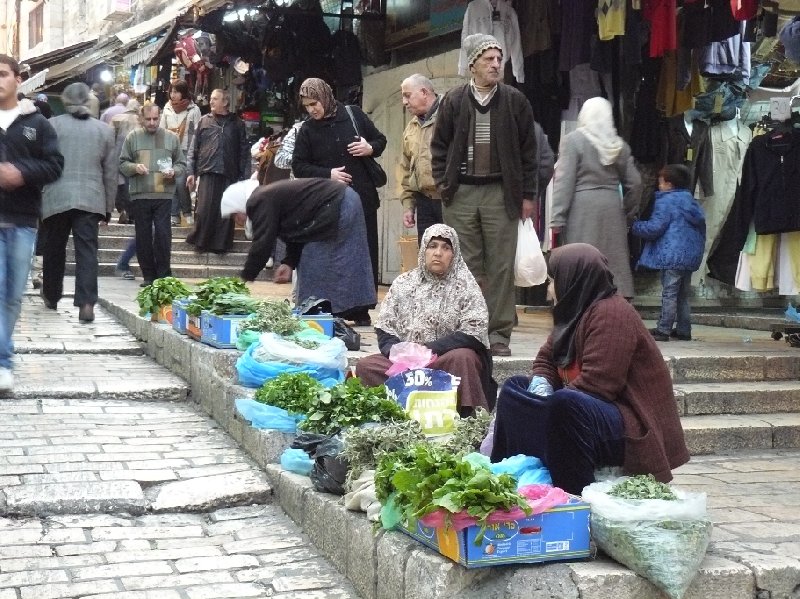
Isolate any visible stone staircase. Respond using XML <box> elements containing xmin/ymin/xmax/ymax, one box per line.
<box><xmin>63</xmin><ymin>220</ymin><xmax>269</xmax><ymax>280</ymax></box>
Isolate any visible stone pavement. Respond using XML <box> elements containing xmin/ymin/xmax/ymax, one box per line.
<box><xmin>0</xmin><ymin>287</ymin><xmax>361</xmax><ymax>598</ymax></box>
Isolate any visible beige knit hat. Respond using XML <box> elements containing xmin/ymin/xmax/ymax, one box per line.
<box><xmin>463</xmin><ymin>33</ymin><xmax>503</xmax><ymax>68</ymax></box>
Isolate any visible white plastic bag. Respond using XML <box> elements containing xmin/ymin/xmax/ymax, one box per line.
<box><xmin>252</xmin><ymin>332</ymin><xmax>347</xmax><ymax>372</ymax></box>
<box><xmin>514</xmin><ymin>218</ymin><xmax>547</xmax><ymax>287</ymax></box>
<box><xmin>582</xmin><ymin>478</ymin><xmax>713</xmax><ymax>599</ymax></box>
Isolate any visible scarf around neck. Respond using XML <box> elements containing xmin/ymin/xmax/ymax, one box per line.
<box><xmin>549</xmin><ymin>243</ymin><xmax>618</xmax><ymax>367</ymax></box>
<box><xmin>170</xmin><ymin>97</ymin><xmax>190</xmax><ymax>113</ymax></box>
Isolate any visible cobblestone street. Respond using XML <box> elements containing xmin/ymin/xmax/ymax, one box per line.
<box><xmin>0</xmin><ymin>293</ymin><xmax>360</xmax><ymax>599</ymax></box>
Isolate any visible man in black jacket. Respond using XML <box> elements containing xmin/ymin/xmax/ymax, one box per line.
<box><xmin>0</xmin><ymin>54</ymin><xmax>63</xmax><ymax>393</ymax></box>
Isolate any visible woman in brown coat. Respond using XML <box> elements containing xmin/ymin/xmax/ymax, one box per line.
<box><xmin>490</xmin><ymin>243</ymin><xmax>689</xmax><ymax>494</ymax></box>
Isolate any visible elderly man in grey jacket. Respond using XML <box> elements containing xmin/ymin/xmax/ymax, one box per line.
<box><xmin>41</xmin><ymin>83</ymin><xmax>117</xmax><ymax>323</ymax></box>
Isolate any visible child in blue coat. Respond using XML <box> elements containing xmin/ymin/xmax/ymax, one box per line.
<box><xmin>631</xmin><ymin>164</ymin><xmax>706</xmax><ymax>341</ymax></box>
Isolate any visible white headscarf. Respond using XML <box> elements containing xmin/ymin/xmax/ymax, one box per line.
<box><xmin>220</xmin><ymin>179</ymin><xmax>259</xmax><ymax>217</ymax></box>
<box><xmin>577</xmin><ymin>97</ymin><xmax>624</xmax><ymax>166</ymax></box>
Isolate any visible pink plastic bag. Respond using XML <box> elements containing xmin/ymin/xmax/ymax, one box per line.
<box><xmin>385</xmin><ymin>341</ymin><xmax>437</xmax><ymax>376</ymax></box>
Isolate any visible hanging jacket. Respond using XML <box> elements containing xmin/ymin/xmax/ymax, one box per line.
<box><xmin>632</xmin><ymin>188</ymin><xmax>706</xmax><ymax>271</ymax></box>
<box><xmin>459</xmin><ymin>0</ymin><xmax>525</xmax><ymax>83</ymax></box>
<box><xmin>0</xmin><ymin>99</ymin><xmax>64</xmax><ymax>227</ymax></box>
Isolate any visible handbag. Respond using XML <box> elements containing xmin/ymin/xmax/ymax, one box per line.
<box><xmin>344</xmin><ymin>105</ymin><xmax>387</xmax><ymax>187</ymax></box>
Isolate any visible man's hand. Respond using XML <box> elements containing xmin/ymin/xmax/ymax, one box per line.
<box><xmin>520</xmin><ymin>198</ymin><xmax>535</xmax><ymax>221</ymax></box>
<box><xmin>0</xmin><ymin>163</ymin><xmax>24</xmax><ymax>191</ymax></box>
<box><xmin>403</xmin><ymin>209</ymin><xmax>416</xmax><ymax>228</ymax></box>
<box><xmin>347</xmin><ymin>136</ymin><xmax>373</xmax><ymax>157</ymax></box>
<box><xmin>273</xmin><ymin>264</ymin><xmax>293</xmax><ymax>284</ymax></box>
<box><xmin>134</xmin><ymin>164</ymin><xmax>149</xmax><ymax>176</ymax></box>
<box><xmin>330</xmin><ymin>166</ymin><xmax>352</xmax><ymax>184</ymax></box>
<box><xmin>162</xmin><ymin>168</ymin><xmax>175</xmax><ymax>180</ymax></box>
<box><xmin>186</xmin><ymin>175</ymin><xmax>196</xmax><ymax>190</ymax></box>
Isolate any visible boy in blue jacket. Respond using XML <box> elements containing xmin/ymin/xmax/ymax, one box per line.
<box><xmin>632</xmin><ymin>164</ymin><xmax>705</xmax><ymax>341</ymax></box>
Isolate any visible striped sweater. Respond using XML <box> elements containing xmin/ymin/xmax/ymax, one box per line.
<box><xmin>119</xmin><ymin>128</ymin><xmax>186</xmax><ymax>200</ymax></box>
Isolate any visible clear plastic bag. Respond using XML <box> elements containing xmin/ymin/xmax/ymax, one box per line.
<box><xmin>582</xmin><ymin>478</ymin><xmax>713</xmax><ymax>599</ymax></box>
<box><xmin>514</xmin><ymin>218</ymin><xmax>548</xmax><ymax>287</ymax></box>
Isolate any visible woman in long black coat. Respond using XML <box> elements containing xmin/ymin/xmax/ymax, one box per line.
<box><xmin>292</xmin><ymin>78</ymin><xmax>387</xmax><ymax>303</ymax></box>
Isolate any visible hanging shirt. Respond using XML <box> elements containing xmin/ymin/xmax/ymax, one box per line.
<box><xmin>459</xmin><ymin>0</ymin><xmax>525</xmax><ymax>83</ymax></box>
<box><xmin>598</xmin><ymin>0</ymin><xmax>627</xmax><ymax>41</ymax></box>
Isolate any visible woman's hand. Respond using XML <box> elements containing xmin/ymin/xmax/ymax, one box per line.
<box><xmin>347</xmin><ymin>136</ymin><xmax>373</xmax><ymax>157</ymax></box>
<box><xmin>330</xmin><ymin>166</ymin><xmax>352</xmax><ymax>184</ymax></box>
<box><xmin>273</xmin><ymin>264</ymin><xmax>293</xmax><ymax>284</ymax></box>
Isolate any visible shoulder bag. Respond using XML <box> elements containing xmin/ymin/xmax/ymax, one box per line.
<box><xmin>344</xmin><ymin>105</ymin><xmax>387</xmax><ymax>187</ymax></box>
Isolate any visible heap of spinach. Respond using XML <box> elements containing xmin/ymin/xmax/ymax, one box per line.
<box><xmin>136</xmin><ymin>277</ymin><xmax>192</xmax><ymax>317</ymax></box>
<box><xmin>186</xmin><ymin>277</ymin><xmax>249</xmax><ymax>317</ymax></box>
<box><xmin>375</xmin><ymin>443</ymin><xmax>530</xmax><ymax>537</ymax></box>
<box><xmin>208</xmin><ymin>293</ymin><xmax>262</xmax><ymax>316</ymax></box>
<box><xmin>253</xmin><ymin>372</ymin><xmax>323</xmax><ymax>415</ymax></box>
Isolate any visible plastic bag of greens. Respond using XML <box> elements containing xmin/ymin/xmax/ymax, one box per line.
<box><xmin>582</xmin><ymin>477</ymin><xmax>712</xmax><ymax>599</ymax></box>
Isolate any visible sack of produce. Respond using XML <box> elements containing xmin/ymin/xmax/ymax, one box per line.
<box><xmin>582</xmin><ymin>475</ymin><xmax>712</xmax><ymax>599</ymax></box>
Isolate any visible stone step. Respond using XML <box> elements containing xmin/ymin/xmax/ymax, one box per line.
<box><xmin>90</xmin><ymin>234</ymin><xmax>253</xmax><ymax>252</ymax></box>
<box><xmin>682</xmin><ymin>412</ymin><xmax>800</xmax><ymax>454</ymax></box>
<box><xmin>676</xmin><ymin>380</ymin><xmax>800</xmax><ymax>415</ymax></box>
<box><xmin>100</xmin><ymin>222</ymin><xmax>252</xmax><ymax>241</ymax></box>
<box><xmin>70</xmin><ymin>248</ymin><xmax>249</xmax><ymax>267</ymax></box>
<box><xmin>66</xmin><ymin>262</ymin><xmax>273</xmax><ymax>281</ymax></box>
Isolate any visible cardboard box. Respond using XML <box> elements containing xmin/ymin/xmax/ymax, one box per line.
<box><xmin>397</xmin><ymin>235</ymin><xmax>418</xmax><ymax>273</ymax></box>
<box><xmin>400</xmin><ymin>496</ymin><xmax>591</xmax><ymax>568</ymax></box>
<box><xmin>186</xmin><ymin>313</ymin><xmax>202</xmax><ymax>341</ymax></box>
<box><xmin>201</xmin><ymin>311</ymin><xmax>252</xmax><ymax>349</ymax></box>
<box><xmin>301</xmin><ymin>314</ymin><xmax>334</xmax><ymax>337</ymax></box>
<box><xmin>149</xmin><ymin>304</ymin><xmax>172</xmax><ymax>324</ymax></box>
<box><xmin>172</xmin><ymin>299</ymin><xmax>190</xmax><ymax>335</ymax></box>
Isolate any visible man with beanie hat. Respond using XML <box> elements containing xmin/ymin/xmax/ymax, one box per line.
<box><xmin>40</xmin><ymin>82</ymin><xmax>117</xmax><ymax>324</ymax></box>
<box><xmin>431</xmin><ymin>33</ymin><xmax>538</xmax><ymax>357</ymax></box>
<box><xmin>0</xmin><ymin>54</ymin><xmax>63</xmax><ymax>392</ymax></box>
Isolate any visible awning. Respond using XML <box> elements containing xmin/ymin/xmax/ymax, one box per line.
<box><xmin>122</xmin><ymin>22</ymin><xmax>178</xmax><ymax>69</ymax></box>
<box><xmin>18</xmin><ymin>69</ymin><xmax>49</xmax><ymax>95</ymax></box>
<box><xmin>24</xmin><ymin>38</ymin><xmax>98</xmax><ymax>70</ymax></box>
<box><xmin>44</xmin><ymin>40</ymin><xmax>124</xmax><ymax>84</ymax></box>
<box><xmin>114</xmin><ymin>0</ymin><xmax>194</xmax><ymax>45</ymax></box>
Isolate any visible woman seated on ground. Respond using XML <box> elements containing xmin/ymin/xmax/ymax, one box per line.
<box><xmin>223</xmin><ymin>178</ymin><xmax>377</xmax><ymax>323</ymax></box>
<box><xmin>357</xmin><ymin>224</ymin><xmax>495</xmax><ymax>414</ymax></box>
<box><xmin>490</xmin><ymin>243</ymin><xmax>689</xmax><ymax>494</ymax></box>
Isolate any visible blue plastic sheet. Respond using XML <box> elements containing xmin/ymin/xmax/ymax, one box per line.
<box><xmin>280</xmin><ymin>448</ymin><xmax>314</xmax><ymax>475</ymax></box>
<box><xmin>234</xmin><ymin>398</ymin><xmax>304</xmax><ymax>433</ymax></box>
<box><xmin>786</xmin><ymin>304</ymin><xmax>800</xmax><ymax>323</ymax></box>
<box><xmin>235</xmin><ymin>342</ymin><xmax>344</xmax><ymax>388</ymax></box>
<box><xmin>490</xmin><ymin>453</ymin><xmax>553</xmax><ymax>487</ymax></box>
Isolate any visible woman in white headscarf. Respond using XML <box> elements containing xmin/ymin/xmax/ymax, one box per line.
<box><xmin>550</xmin><ymin>97</ymin><xmax>642</xmax><ymax>298</ymax></box>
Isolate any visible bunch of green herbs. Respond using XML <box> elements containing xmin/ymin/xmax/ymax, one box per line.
<box><xmin>253</xmin><ymin>372</ymin><xmax>323</xmax><ymax>415</ymax></box>
<box><xmin>136</xmin><ymin>277</ymin><xmax>191</xmax><ymax>317</ymax></box>
<box><xmin>186</xmin><ymin>277</ymin><xmax>249</xmax><ymax>317</ymax></box>
<box><xmin>341</xmin><ymin>420</ymin><xmax>426</xmax><ymax>484</ymax></box>
<box><xmin>300</xmin><ymin>377</ymin><xmax>408</xmax><ymax>435</ymax></box>
<box><xmin>208</xmin><ymin>293</ymin><xmax>262</xmax><ymax>316</ymax></box>
<box><xmin>238</xmin><ymin>299</ymin><xmax>305</xmax><ymax>336</ymax></box>
<box><xmin>440</xmin><ymin>408</ymin><xmax>493</xmax><ymax>454</ymax></box>
<box><xmin>608</xmin><ymin>474</ymin><xmax>678</xmax><ymax>501</ymax></box>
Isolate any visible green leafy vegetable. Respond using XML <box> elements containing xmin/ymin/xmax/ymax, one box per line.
<box><xmin>136</xmin><ymin>277</ymin><xmax>192</xmax><ymax>317</ymax></box>
<box><xmin>253</xmin><ymin>372</ymin><xmax>323</xmax><ymax>415</ymax></box>
<box><xmin>608</xmin><ymin>474</ymin><xmax>678</xmax><ymax>501</ymax></box>
<box><xmin>185</xmin><ymin>277</ymin><xmax>249</xmax><ymax>317</ymax></box>
<box><xmin>208</xmin><ymin>292</ymin><xmax>262</xmax><ymax>316</ymax></box>
<box><xmin>238</xmin><ymin>299</ymin><xmax>306</xmax><ymax>336</ymax></box>
<box><xmin>299</xmin><ymin>377</ymin><xmax>408</xmax><ymax>434</ymax></box>
<box><xmin>441</xmin><ymin>408</ymin><xmax>493</xmax><ymax>454</ymax></box>
<box><xmin>341</xmin><ymin>420</ymin><xmax>426</xmax><ymax>484</ymax></box>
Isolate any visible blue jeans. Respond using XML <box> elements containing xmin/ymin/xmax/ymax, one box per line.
<box><xmin>0</xmin><ymin>226</ymin><xmax>37</xmax><ymax>369</ymax></box>
<box><xmin>657</xmin><ymin>269</ymin><xmax>692</xmax><ymax>336</ymax></box>
<box><xmin>117</xmin><ymin>239</ymin><xmax>136</xmax><ymax>271</ymax></box>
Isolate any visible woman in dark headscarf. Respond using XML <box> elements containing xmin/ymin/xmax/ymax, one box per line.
<box><xmin>292</xmin><ymin>78</ymin><xmax>387</xmax><ymax>316</ymax></box>
<box><xmin>490</xmin><ymin>243</ymin><xmax>689</xmax><ymax>494</ymax></box>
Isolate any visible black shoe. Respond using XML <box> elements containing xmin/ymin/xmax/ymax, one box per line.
<box><xmin>140</xmin><ymin>280</ymin><xmax>153</xmax><ymax>288</ymax></box>
<box><xmin>670</xmin><ymin>329</ymin><xmax>692</xmax><ymax>341</ymax></box>
<box><xmin>39</xmin><ymin>287</ymin><xmax>56</xmax><ymax>310</ymax></box>
<box><xmin>649</xmin><ymin>328</ymin><xmax>669</xmax><ymax>341</ymax></box>
<box><xmin>490</xmin><ymin>342</ymin><xmax>512</xmax><ymax>356</ymax></box>
<box><xmin>352</xmin><ymin>316</ymin><xmax>372</xmax><ymax>327</ymax></box>
<box><xmin>78</xmin><ymin>304</ymin><xmax>95</xmax><ymax>323</ymax></box>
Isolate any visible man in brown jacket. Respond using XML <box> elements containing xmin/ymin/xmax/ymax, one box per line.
<box><xmin>399</xmin><ymin>74</ymin><xmax>442</xmax><ymax>245</ymax></box>
<box><xmin>431</xmin><ymin>34</ymin><xmax>538</xmax><ymax>357</ymax></box>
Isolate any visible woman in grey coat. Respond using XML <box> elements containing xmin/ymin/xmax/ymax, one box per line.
<box><xmin>550</xmin><ymin>97</ymin><xmax>642</xmax><ymax>298</ymax></box>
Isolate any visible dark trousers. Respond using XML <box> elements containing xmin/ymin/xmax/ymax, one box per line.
<box><xmin>491</xmin><ymin>376</ymin><xmax>625</xmax><ymax>494</ymax></box>
<box><xmin>115</xmin><ymin>180</ymin><xmax>131</xmax><ymax>215</ymax></box>
<box><xmin>171</xmin><ymin>172</ymin><xmax>191</xmax><ymax>217</ymax></box>
<box><xmin>132</xmin><ymin>198</ymin><xmax>172</xmax><ymax>283</ymax></box>
<box><xmin>414</xmin><ymin>193</ymin><xmax>443</xmax><ymax>246</ymax></box>
<box><xmin>363</xmin><ymin>202</ymin><xmax>379</xmax><ymax>289</ymax></box>
<box><xmin>41</xmin><ymin>209</ymin><xmax>100</xmax><ymax>307</ymax></box>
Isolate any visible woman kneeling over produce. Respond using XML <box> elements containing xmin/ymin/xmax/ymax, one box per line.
<box><xmin>357</xmin><ymin>224</ymin><xmax>494</xmax><ymax>414</ymax></box>
<box><xmin>224</xmin><ymin>178</ymin><xmax>377</xmax><ymax>323</ymax></box>
<box><xmin>490</xmin><ymin>243</ymin><xmax>689</xmax><ymax>494</ymax></box>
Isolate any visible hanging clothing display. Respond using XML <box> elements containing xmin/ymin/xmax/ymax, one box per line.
<box><xmin>659</xmin><ymin>115</ymin><xmax>714</xmax><ymax>197</ymax></box>
<box><xmin>558</xmin><ymin>0</ymin><xmax>595</xmax><ymax>71</ymax></box>
<box><xmin>656</xmin><ymin>51</ymin><xmax>705</xmax><ymax>118</ymax></box>
<box><xmin>734</xmin><ymin>233</ymin><xmax>800</xmax><ymax>294</ymax></box>
<box><xmin>517</xmin><ymin>0</ymin><xmax>558</xmax><ymax>56</ymax></box>
<box><xmin>598</xmin><ymin>0</ymin><xmax>627</xmax><ymax>41</ymax></box>
<box><xmin>693</xmin><ymin>118</ymin><xmax>751</xmax><ymax>284</ymax></box>
<box><xmin>642</xmin><ymin>0</ymin><xmax>677</xmax><ymax>57</ymax></box>
<box><xmin>459</xmin><ymin>0</ymin><xmax>525</xmax><ymax>83</ymax></box>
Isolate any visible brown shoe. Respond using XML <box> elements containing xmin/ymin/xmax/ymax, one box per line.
<box><xmin>490</xmin><ymin>342</ymin><xmax>511</xmax><ymax>357</ymax></box>
<box><xmin>78</xmin><ymin>304</ymin><xmax>95</xmax><ymax>323</ymax></box>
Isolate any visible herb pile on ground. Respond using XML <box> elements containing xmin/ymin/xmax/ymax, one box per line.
<box><xmin>440</xmin><ymin>408</ymin><xmax>493</xmax><ymax>454</ymax></box>
<box><xmin>253</xmin><ymin>372</ymin><xmax>323</xmax><ymax>415</ymax></box>
<box><xmin>608</xmin><ymin>474</ymin><xmax>677</xmax><ymax>501</ymax></box>
<box><xmin>186</xmin><ymin>277</ymin><xmax>249</xmax><ymax>317</ymax></box>
<box><xmin>300</xmin><ymin>377</ymin><xmax>408</xmax><ymax>435</ymax></box>
<box><xmin>208</xmin><ymin>293</ymin><xmax>262</xmax><ymax>316</ymax></box>
<box><xmin>136</xmin><ymin>277</ymin><xmax>191</xmax><ymax>317</ymax></box>
<box><xmin>375</xmin><ymin>443</ymin><xmax>530</xmax><ymax>535</ymax></box>
<box><xmin>341</xmin><ymin>420</ymin><xmax>425</xmax><ymax>484</ymax></box>
<box><xmin>238</xmin><ymin>299</ymin><xmax>305</xmax><ymax>336</ymax></box>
